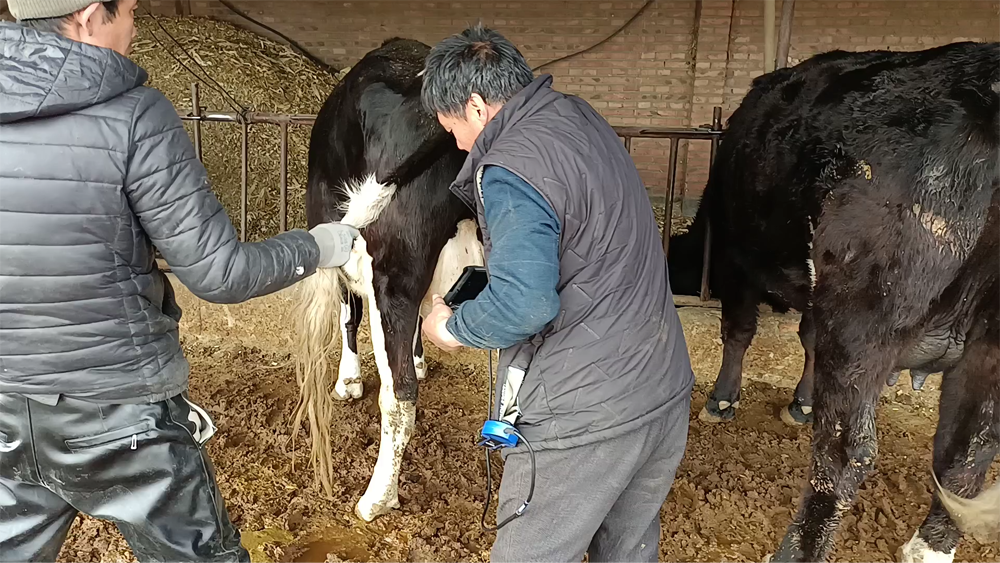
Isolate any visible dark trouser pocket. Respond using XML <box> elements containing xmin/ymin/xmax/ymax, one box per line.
<box><xmin>64</xmin><ymin>419</ymin><xmax>154</xmax><ymax>451</ymax></box>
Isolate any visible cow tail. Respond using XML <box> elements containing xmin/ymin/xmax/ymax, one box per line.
<box><xmin>933</xmin><ymin>469</ymin><xmax>1000</xmax><ymax>543</ymax></box>
<box><xmin>290</xmin><ymin>266</ymin><xmax>344</xmax><ymax>497</ymax></box>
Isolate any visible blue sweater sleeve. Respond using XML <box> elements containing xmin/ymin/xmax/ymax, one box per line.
<box><xmin>445</xmin><ymin>165</ymin><xmax>561</xmax><ymax>350</ymax></box>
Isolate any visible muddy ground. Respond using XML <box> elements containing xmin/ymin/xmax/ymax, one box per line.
<box><xmin>56</xmin><ymin>305</ymin><xmax>998</xmax><ymax>563</ymax></box>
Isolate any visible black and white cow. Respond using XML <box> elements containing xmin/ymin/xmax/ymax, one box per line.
<box><xmin>667</xmin><ymin>47</ymin><xmax>969</xmax><ymax>427</ymax></box>
<box><xmin>291</xmin><ymin>38</ymin><xmax>484</xmax><ymax>522</ymax></box>
<box><xmin>669</xmin><ymin>41</ymin><xmax>999</xmax><ymax>562</ymax></box>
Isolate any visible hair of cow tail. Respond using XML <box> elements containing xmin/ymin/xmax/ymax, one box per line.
<box><xmin>289</xmin><ymin>267</ymin><xmax>345</xmax><ymax>498</ymax></box>
<box><xmin>932</xmin><ymin>469</ymin><xmax>1000</xmax><ymax>544</ymax></box>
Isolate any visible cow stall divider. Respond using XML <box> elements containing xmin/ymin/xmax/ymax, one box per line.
<box><xmin>159</xmin><ymin>83</ymin><xmax>725</xmax><ymax>305</ymax></box>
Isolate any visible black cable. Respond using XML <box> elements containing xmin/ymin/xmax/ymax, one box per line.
<box><xmin>495</xmin><ymin>427</ymin><xmax>534</xmax><ymax>529</ymax></box>
<box><xmin>480</xmin><ymin>349</ymin><xmax>496</xmax><ymax>532</ymax></box>
<box><xmin>138</xmin><ymin>7</ymin><xmax>248</xmax><ymax>116</ymax></box>
<box><xmin>531</xmin><ymin>0</ymin><xmax>655</xmax><ymax>72</ymax></box>
<box><xmin>481</xmin><ymin>437</ymin><xmax>496</xmax><ymax>531</ymax></box>
<box><xmin>479</xmin><ymin>350</ymin><xmax>536</xmax><ymax>533</ymax></box>
<box><xmin>217</xmin><ymin>0</ymin><xmax>339</xmax><ymax>76</ymax></box>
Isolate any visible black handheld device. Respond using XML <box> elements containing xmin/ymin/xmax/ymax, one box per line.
<box><xmin>443</xmin><ymin>266</ymin><xmax>489</xmax><ymax>309</ymax></box>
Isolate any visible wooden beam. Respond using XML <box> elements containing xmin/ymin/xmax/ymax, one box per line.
<box><xmin>763</xmin><ymin>0</ymin><xmax>776</xmax><ymax>73</ymax></box>
<box><xmin>776</xmin><ymin>0</ymin><xmax>796</xmax><ymax>69</ymax></box>
<box><xmin>673</xmin><ymin>294</ymin><xmax>776</xmax><ymax>314</ymax></box>
<box><xmin>674</xmin><ymin>295</ymin><xmax>721</xmax><ymax>309</ymax></box>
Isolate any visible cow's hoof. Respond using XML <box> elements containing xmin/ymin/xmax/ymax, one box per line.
<box><xmin>780</xmin><ymin>400</ymin><xmax>813</xmax><ymax>426</ymax></box>
<box><xmin>887</xmin><ymin>370</ymin><xmax>901</xmax><ymax>386</ymax></box>
<box><xmin>698</xmin><ymin>397</ymin><xmax>737</xmax><ymax>423</ymax></box>
<box><xmin>414</xmin><ymin>357</ymin><xmax>427</xmax><ymax>381</ymax></box>
<box><xmin>355</xmin><ymin>494</ymin><xmax>400</xmax><ymax>522</ymax></box>
<box><xmin>333</xmin><ymin>378</ymin><xmax>363</xmax><ymax>401</ymax></box>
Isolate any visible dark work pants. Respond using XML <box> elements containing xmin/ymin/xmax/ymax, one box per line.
<box><xmin>491</xmin><ymin>395</ymin><xmax>691</xmax><ymax>563</ymax></box>
<box><xmin>0</xmin><ymin>392</ymin><xmax>250</xmax><ymax>562</ymax></box>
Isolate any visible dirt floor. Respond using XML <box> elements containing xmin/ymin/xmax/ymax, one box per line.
<box><xmin>56</xmin><ymin>305</ymin><xmax>999</xmax><ymax>563</ymax></box>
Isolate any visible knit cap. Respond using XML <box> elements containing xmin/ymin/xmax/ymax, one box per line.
<box><xmin>8</xmin><ymin>0</ymin><xmax>98</xmax><ymax>20</ymax></box>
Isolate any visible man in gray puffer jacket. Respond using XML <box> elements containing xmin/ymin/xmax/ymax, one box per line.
<box><xmin>0</xmin><ymin>1</ymin><xmax>358</xmax><ymax>561</ymax></box>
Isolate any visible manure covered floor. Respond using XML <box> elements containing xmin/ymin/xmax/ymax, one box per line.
<box><xmin>58</xmin><ymin>308</ymin><xmax>999</xmax><ymax>563</ymax></box>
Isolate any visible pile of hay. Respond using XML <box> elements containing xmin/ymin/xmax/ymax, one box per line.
<box><xmin>131</xmin><ymin>15</ymin><xmax>341</xmax><ymax>240</ymax></box>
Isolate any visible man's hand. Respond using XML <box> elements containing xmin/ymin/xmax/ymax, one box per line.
<box><xmin>421</xmin><ymin>295</ymin><xmax>464</xmax><ymax>352</ymax></box>
<box><xmin>309</xmin><ymin>222</ymin><xmax>360</xmax><ymax>268</ymax></box>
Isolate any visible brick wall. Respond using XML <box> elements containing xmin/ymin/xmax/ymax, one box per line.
<box><xmin>724</xmin><ymin>0</ymin><xmax>1000</xmax><ymax>113</ymax></box>
<box><xmin>145</xmin><ymin>0</ymin><xmax>1000</xmax><ymax>214</ymax></box>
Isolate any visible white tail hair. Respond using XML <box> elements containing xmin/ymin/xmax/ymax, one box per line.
<box><xmin>340</xmin><ymin>174</ymin><xmax>397</xmax><ymax>228</ymax></box>
<box><xmin>290</xmin><ymin>267</ymin><xmax>344</xmax><ymax>496</ymax></box>
<box><xmin>933</xmin><ymin>470</ymin><xmax>1000</xmax><ymax>544</ymax></box>
<box><xmin>290</xmin><ymin>174</ymin><xmax>396</xmax><ymax>496</ymax></box>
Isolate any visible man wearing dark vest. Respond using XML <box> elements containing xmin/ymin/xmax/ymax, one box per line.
<box><xmin>420</xmin><ymin>24</ymin><xmax>695</xmax><ymax>562</ymax></box>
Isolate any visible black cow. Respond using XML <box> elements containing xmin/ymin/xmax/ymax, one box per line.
<box><xmin>671</xmin><ymin>41</ymin><xmax>999</xmax><ymax>562</ymax></box>
<box><xmin>291</xmin><ymin>38</ymin><xmax>484</xmax><ymax>522</ymax></box>
<box><xmin>668</xmin><ymin>49</ymin><xmax>966</xmax><ymax>427</ymax></box>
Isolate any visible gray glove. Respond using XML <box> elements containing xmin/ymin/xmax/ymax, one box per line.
<box><xmin>309</xmin><ymin>222</ymin><xmax>361</xmax><ymax>268</ymax></box>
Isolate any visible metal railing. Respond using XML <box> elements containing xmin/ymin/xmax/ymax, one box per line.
<box><xmin>174</xmin><ymin>83</ymin><xmax>723</xmax><ymax>301</ymax></box>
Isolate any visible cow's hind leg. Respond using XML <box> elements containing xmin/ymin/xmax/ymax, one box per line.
<box><xmin>782</xmin><ymin>309</ymin><xmax>816</xmax><ymax>426</ymax></box>
<box><xmin>334</xmin><ymin>291</ymin><xmax>365</xmax><ymax>400</ymax></box>
<box><xmin>782</xmin><ymin>309</ymin><xmax>908</xmax><ymax>427</ymax></box>
<box><xmin>413</xmin><ymin>318</ymin><xmax>427</xmax><ymax>381</ymax></box>
<box><xmin>901</xmin><ymin>320</ymin><xmax>999</xmax><ymax>563</ymax></box>
<box><xmin>354</xmin><ymin>239</ymin><xmax>418</xmax><ymax>522</ymax></box>
<box><xmin>772</xmin><ymin>310</ymin><xmax>896</xmax><ymax>561</ymax></box>
<box><xmin>700</xmin><ymin>285</ymin><xmax>759</xmax><ymax>422</ymax></box>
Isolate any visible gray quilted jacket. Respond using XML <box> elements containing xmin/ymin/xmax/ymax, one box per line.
<box><xmin>0</xmin><ymin>24</ymin><xmax>320</xmax><ymax>403</ymax></box>
<box><xmin>450</xmin><ymin>75</ymin><xmax>694</xmax><ymax>450</ymax></box>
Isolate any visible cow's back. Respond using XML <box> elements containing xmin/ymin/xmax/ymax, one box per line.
<box><xmin>685</xmin><ymin>42</ymin><xmax>998</xmax><ymax>312</ymax></box>
<box><xmin>305</xmin><ymin>38</ymin><xmax>441</xmax><ymax>228</ymax></box>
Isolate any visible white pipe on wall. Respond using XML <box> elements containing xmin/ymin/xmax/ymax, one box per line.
<box><xmin>764</xmin><ymin>0</ymin><xmax>776</xmax><ymax>73</ymax></box>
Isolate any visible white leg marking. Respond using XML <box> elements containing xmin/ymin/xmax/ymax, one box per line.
<box><xmin>420</xmin><ymin>219</ymin><xmax>486</xmax><ymax>319</ymax></box>
<box><xmin>333</xmin><ymin>174</ymin><xmax>396</xmax><ymax>401</ymax></box>
<box><xmin>333</xmin><ymin>301</ymin><xmax>363</xmax><ymax>400</ymax></box>
<box><xmin>354</xmin><ymin>237</ymin><xmax>415</xmax><ymax>522</ymax></box>
<box><xmin>413</xmin><ymin>323</ymin><xmax>426</xmax><ymax>381</ymax></box>
<box><xmin>900</xmin><ymin>532</ymin><xmax>956</xmax><ymax>563</ymax></box>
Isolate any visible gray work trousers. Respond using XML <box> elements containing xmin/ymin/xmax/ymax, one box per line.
<box><xmin>491</xmin><ymin>395</ymin><xmax>691</xmax><ymax>563</ymax></box>
<box><xmin>0</xmin><ymin>392</ymin><xmax>249</xmax><ymax>562</ymax></box>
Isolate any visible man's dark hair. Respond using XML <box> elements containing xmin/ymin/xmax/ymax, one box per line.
<box><xmin>421</xmin><ymin>24</ymin><xmax>535</xmax><ymax>118</ymax></box>
<box><xmin>19</xmin><ymin>0</ymin><xmax>119</xmax><ymax>34</ymax></box>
